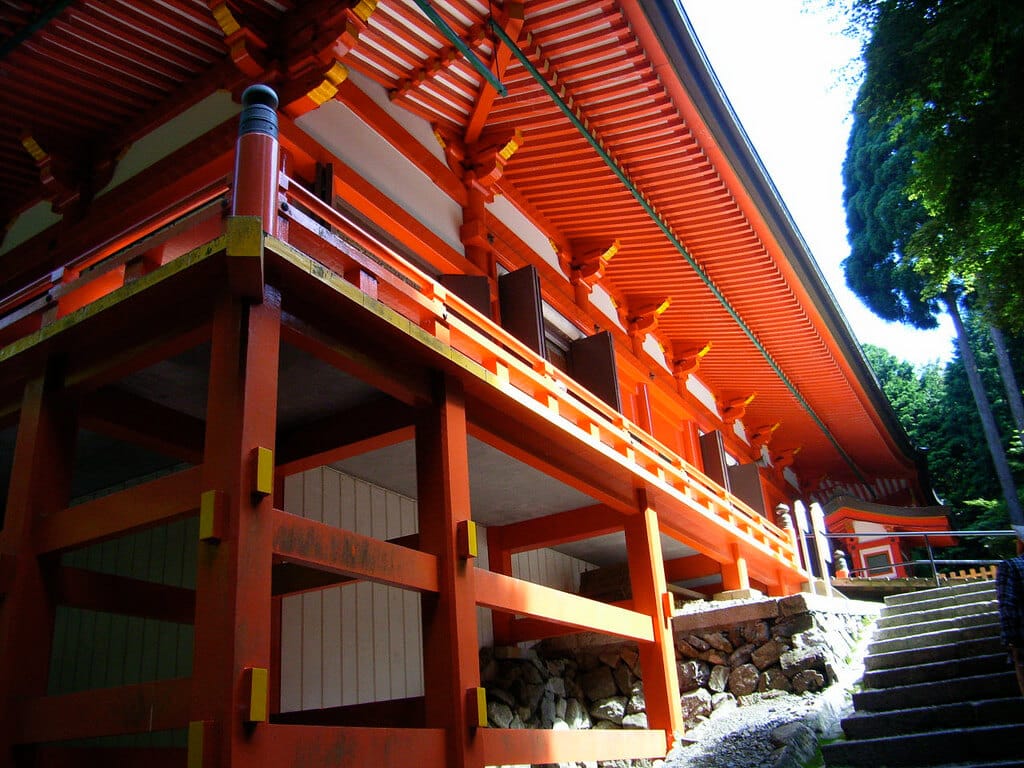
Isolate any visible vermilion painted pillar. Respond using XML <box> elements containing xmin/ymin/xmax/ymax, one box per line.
<box><xmin>416</xmin><ymin>375</ymin><xmax>484</xmax><ymax>768</ymax></box>
<box><xmin>189</xmin><ymin>287</ymin><xmax>281</xmax><ymax>768</ymax></box>
<box><xmin>0</xmin><ymin>372</ymin><xmax>76</xmax><ymax>767</ymax></box>
<box><xmin>624</xmin><ymin>501</ymin><xmax>683</xmax><ymax>750</ymax></box>
<box><xmin>485</xmin><ymin>527</ymin><xmax>514</xmax><ymax>646</ymax></box>
<box><xmin>720</xmin><ymin>542</ymin><xmax>750</xmax><ymax>592</ymax></box>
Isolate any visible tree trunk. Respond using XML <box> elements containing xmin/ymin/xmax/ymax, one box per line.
<box><xmin>989</xmin><ymin>323</ymin><xmax>1024</xmax><ymax>437</ymax></box>
<box><xmin>945</xmin><ymin>292</ymin><xmax>1023</xmax><ymax>526</ymax></box>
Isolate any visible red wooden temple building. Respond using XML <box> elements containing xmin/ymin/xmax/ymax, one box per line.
<box><xmin>0</xmin><ymin>1</ymin><xmax>931</xmax><ymax>766</ymax></box>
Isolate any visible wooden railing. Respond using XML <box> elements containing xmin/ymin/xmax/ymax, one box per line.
<box><xmin>279</xmin><ymin>176</ymin><xmax>798</xmax><ymax>570</ymax></box>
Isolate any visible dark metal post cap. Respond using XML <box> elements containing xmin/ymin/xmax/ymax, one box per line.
<box><xmin>239</xmin><ymin>84</ymin><xmax>279</xmax><ymax>138</ymax></box>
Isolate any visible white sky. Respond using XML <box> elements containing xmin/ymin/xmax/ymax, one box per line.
<box><xmin>680</xmin><ymin>0</ymin><xmax>955</xmax><ymax>367</ymax></box>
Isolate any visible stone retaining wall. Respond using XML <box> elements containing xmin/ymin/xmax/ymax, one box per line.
<box><xmin>479</xmin><ymin>592</ymin><xmax>878</xmax><ymax>758</ymax></box>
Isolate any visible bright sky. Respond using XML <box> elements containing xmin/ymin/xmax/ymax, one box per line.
<box><xmin>680</xmin><ymin>0</ymin><xmax>955</xmax><ymax>368</ymax></box>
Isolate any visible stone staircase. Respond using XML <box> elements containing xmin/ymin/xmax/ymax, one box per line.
<box><xmin>822</xmin><ymin>580</ymin><xmax>1024</xmax><ymax>767</ymax></box>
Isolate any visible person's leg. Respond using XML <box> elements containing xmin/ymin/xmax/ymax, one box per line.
<box><xmin>1014</xmin><ymin>647</ymin><xmax>1024</xmax><ymax>697</ymax></box>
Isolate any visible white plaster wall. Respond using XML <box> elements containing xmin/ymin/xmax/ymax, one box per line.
<box><xmin>296</xmin><ymin>99</ymin><xmax>465</xmax><ymax>256</ymax></box>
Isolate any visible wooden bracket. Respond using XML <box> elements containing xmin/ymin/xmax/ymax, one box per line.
<box><xmin>252</xmin><ymin>446</ymin><xmax>274</xmax><ymax>499</ymax></box>
<box><xmin>199</xmin><ymin>490</ymin><xmax>227</xmax><ymax>542</ymax></box>
<box><xmin>467</xmin><ymin>686</ymin><xmax>488</xmax><ymax>728</ymax></box>
<box><xmin>187</xmin><ymin>720</ymin><xmax>219</xmax><ymax>768</ymax></box>
<box><xmin>244</xmin><ymin>666</ymin><xmax>269</xmax><ymax>722</ymax></box>
<box><xmin>456</xmin><ymin>520</ymin><xmax>478</xmax><ymax>559</ymax></box>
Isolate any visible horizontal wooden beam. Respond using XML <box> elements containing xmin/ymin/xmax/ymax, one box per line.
<box><xmin>276</xmin><ymin>396</ymin><xmax>414</xmax><ymax>472</ymax></box>
<box><xmin>271</xmin><ymin>533</ymin><xmax>420</xmax><ymax>595</ymax></box>
<box><xmin>271</xmin><ymin>695</ymin><xmax>425</xmax><ymax>728</ymax></box>
<box><xmin>479</xmin><ymin>727</ymin><xmax>668</xmax><ymax>765</ymax></box>
<box><xmin>663</xmin><ymin>553</ymin><xmax>721</xmax><ymax>583</ymax></box>
<box><xmin>490</xmin><ymin>503</ymin><xmax>623</xmax><ymax>554</ymax></box>
<box><xmin>474</xmin><ymin>568</ymin><xmax>654</xmax><ymax>643</ymax></box>
<box><xmin>19</xmin><ymin>678</ymin><xmax>190</xmax><ymax>744</ymax></box>
<box><xmin>80</xmin><ymin>387</ymin><xmax>205</xmax><ymax>464</ymax></box>
<box><xmin>271</xmin><ymin>509</ymin><xmax>438</xmax><ymax>593</ymax></box>
<box><xmin>258</xmin><ymin>724</ymin><xmax>445</xmax><ymax>767</ymax></box>
<box><xmin>54</xmin><ymin>567</ymin><xmax>194</xmax><ymax>624</ymax></box>
<box><xmin>35</xmin><ymin>466</ymin><xmax>202</xmax><ymax>554</ymax></box>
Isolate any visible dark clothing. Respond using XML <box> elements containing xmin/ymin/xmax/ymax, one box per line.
<box><xmin>996</xmin><ymin>555</ymin><xmax>1024</xmax><ymax>647</ymax></box>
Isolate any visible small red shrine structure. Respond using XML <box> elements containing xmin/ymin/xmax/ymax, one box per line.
<box><xmin>0</xmin><ymin>2</ymin><xmax>932</xmax><ymax>767</ymax></box>
<box><xmin>826</xmin><ymin>496</ymin><xmax>954</xmax><ymax>578</ymax></box>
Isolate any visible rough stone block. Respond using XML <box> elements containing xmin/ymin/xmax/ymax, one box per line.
<box><xmin>728</xmin><ymin>642</ymin><xmax>755</xmax><ymax>667</ymax></box>
<box><xmin>751</xmin><ymin>639</ymin><xmax>786</xmax><ymax>670</ymax></box>
<box><xmin>621</xmin><ymin>712</ymin><xmax>648</xmax><ymax>729</ymax></box>
<box><xmin>679</xmin><ymin>688</ymin><xmax>713</xmax><ymax>725</ymax></box>
<box><xmin>727</xmin><ymin>663</ymin><xmax>759</xmax><ymax>696</ymax></box>
<box><xmin>757</xmin><ymin>668</ymin><xmax>791</xmax><ymax>693</ymax></box>
<box><xmin>590</xmin><ymin>696</ymin><xmax>627</xmax><ymax>724</ymax></box>
<box><xmin>676</xmin><ymin>659</ymin><xmax>710</xmax><ymax>692</ymax></box>
<box><xmin>579</xmin><ymin>665</ymin><xmax>618</xmax><ymax>701</ymax></box>
<box><xmin>487</xmin><ymin>701</ymin><xmax>514</xmax><ymax>728</ymax></box>
<box><xmin>791</xmin><ymin>669</ymin><xmax>826</xmax><ymax>694</ymax></box>
<box><xmin>708</xmin><ymin>664</ymin><xmax>730</xmax><ymax>693</ymax></box>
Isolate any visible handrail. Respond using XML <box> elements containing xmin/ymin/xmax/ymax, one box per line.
<box><xmin>0</xmin><ymin>182</ymin><xmax>229</xmax><ymax>331</ymax></box>
<box><xmin>279</xmin><ymin>176</ymin><xmax>798</xmax><ymax>567</ymax></box>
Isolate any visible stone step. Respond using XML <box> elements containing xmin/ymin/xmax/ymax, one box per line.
<box><xmin>864</xmin><ymin>635</ymin><xmax>1005</xmax><ymax>671</ymax></box>
<box><xmin>876</xmin><ymin>598</ymin><xmax>998</xmax><ymax>628</ymax></box>
<box><xmin>871</xmin><ymin>609</ymin><xmax>1000</xmax><ymax>641</ymax></box>
<box><xmin>881</xmin><ymin>587</ymin><xmax>998</xmax><ymax>619</ymax></box>
<box><xmin>883</xmin><ymin>580</ymin><xmax>996</xmax><ymax>609</ymax></box>
<box><xmin>852</xmin><ymin>670</ymin><xmax>1020</xmax><ymax>712</ymax></box>
<box><xmin>863</xmin><ymin>652</ymin><xmax>1011</xmax><ymax>689</ymax></box>
<box><xmin>822</xmin><ymin>723</ymin><xmax>1024</xmax><ymax>767</ymax></box>
<box><xmin>867</xmin><ymin>620</ymin><xmax>1000</xmax><ymax>655</ymax></box>
<box><xmin>840</xmin><ymin>696</ymin><xmax>1024</xmax><ymax>740</ymax></box>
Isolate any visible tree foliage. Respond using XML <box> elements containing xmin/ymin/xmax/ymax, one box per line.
<box><xmin>845</xmin><ymin>0</ymin><xmax>1024</xmax><ymax>331</ymax></box>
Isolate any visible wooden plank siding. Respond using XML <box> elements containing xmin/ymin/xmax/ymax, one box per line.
<box><xmin>278</xmin><ymin>466</ymin><xmax>596</xmax><ymax>712</ymax></box>
<box><xmin>46</xmin><ymin>464</ymin><xmax>597</xmax><ymax>720</ymax></box>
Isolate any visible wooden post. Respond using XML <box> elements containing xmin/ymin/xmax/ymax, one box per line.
<box><xmin>485</xmin><ymin>527</ymin><xmax>514</xmax><ymax>646</ymax></box>
<box><xmin>624</xmin><ymin>499</ymin><xmax>683</xmax><ymax>750</ymax></box>
<box><xmin>0</xmin><ymin>372</ymin><xmax>76</xmax><ymax>767</ymax></box>
<box><xmin>190</xmin><ymin>287</ymin><xmax>281</xmax><ymax>768</ymax></box>
<box><xmin>720</xmin><ymin>543</ymin><xmax>750</xmax><ymax>592</ymax></box>
<box><xmin>416</xmin><ymin>375</ymin><xmax>484</xmax><ymax>768</ymax></box>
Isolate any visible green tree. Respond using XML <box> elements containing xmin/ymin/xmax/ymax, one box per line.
<box><xmin>850</xmin><ymin>0</ymin><xmax>1024</xmax><ymax>331</ymax></box>
<box><xmin>842</xmin><ymin>0</ymin><xmax>1024</xmax><ymax>525</ymax></box>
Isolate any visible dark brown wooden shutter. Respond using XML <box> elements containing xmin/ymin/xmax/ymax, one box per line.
<box><xmin>438</xmin><ymin>274</ymin><xmax>491</xmax><ymax>317</ymax></box>
<box><xmin>727</xmin><ymin>463</ymin><xmax>768</xmax><ymax>517</ymax></box>
<box><xmin>498</xmin><ymin>265</ymin><xmax>546</xmax><ymax>358</ymax></box>
<box><xmin>699</xmin><ymin>430</ymin><xmax>730</xmax><ymax>492</ymax></box>
<box><xmin>568</xmin><ymin>331</ymin><xmax>621</xmax><ymax>412</ymax></box>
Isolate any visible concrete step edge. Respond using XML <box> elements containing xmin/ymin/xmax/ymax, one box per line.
<box><xmin>877</xmin><ymin>599</ymin><xmax>999</xmax><ymax>627</ymax></box>
<box><xmin>882</xmin><ymin>588</ymin><xmax>998</xmax><ymax>615</ymax></box>
<box><xmin>852</xmin><ymin>670</ymin><xmax>1020</xmax><ymax>711</ymax></box>
<box><xmin>840</xmin><ymin>696</ymin><xmax>1024</xmax><ymax>739</ymax></box>
<box><xmin>862</xmin><ymin>652</ymin><xmax>1010</xmax><ymax>688</ymax></box>
<box><xmin>884</xmin><ymin>581</ymin><xmax>996</xmax><ymax>606</ymax></box>
<box><xmin>864</xmin><ymin>635</ymin><xmax>1005</xmax><ymax>670</ymax></box>
<box><xmin>871</xmin><ymin>611</ymin><xmax>1000</xmax><ymax>640</ymax></box>
<box><xmin>867</xmin><ymin>621</ymin><xmax>1000</xmax><ymax>654</ymax></box>
<box><xmin>822</xmin><ymin>722</ymin><xmax>1024</xmax><ymax>767</ymax></box>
